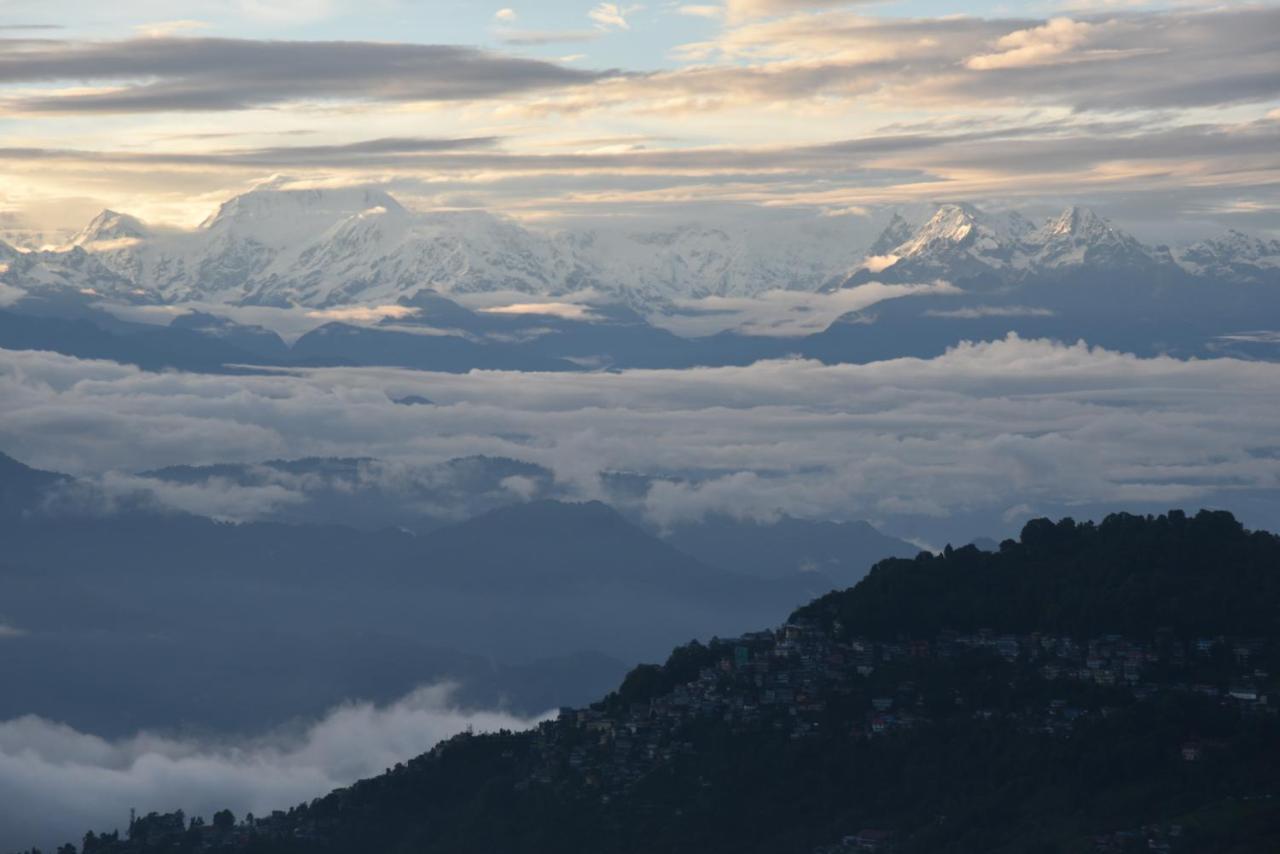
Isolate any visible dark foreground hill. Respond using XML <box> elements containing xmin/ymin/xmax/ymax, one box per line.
<box><xmin>43</xmin><ymin>510</ymin><xmax>1280</xmax><ymax>854</ymax></box>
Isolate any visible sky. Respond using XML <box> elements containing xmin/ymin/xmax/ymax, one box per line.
<box><xmin>0</xmin><ymin>0</ymin><xmax>1277</xmax><ymax>237</ymax></box>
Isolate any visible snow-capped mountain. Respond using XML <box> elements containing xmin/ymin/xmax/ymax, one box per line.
<box><xmin>836</xmin><ymin>203</ymin><xmax>1198</xmax><ymax>290</ymax></box>
<box><xmin>1</xmin><ymin>189</ymin><xmax>1276</xmax><ymax>313</ymax></box>
<box><xmin>1024</xmin><ymin>206</ymin><xmax>1166</xmax><ymax>271</ymax></box>
<box><xmin>166</xmin><ymin>190</ymin><xmax>574</xmax><ymax>306</ymax></box>
<box><xmin>69</xmin><ymin>209</ymin><xmax>151</xmax><ymax>248</ymax></box>
<box><xmin>23</xmin><ymin>185</ymin><xmax>871</xmax><ymax>309</ymax></box>
<box><xmin>562</xmin><ymin>218</ymin><xmax>867</xmax><ymax>304</ymax></box>
<box><xmin>1175</xmin><ymin>230</ymin><xmax>1280</xmax><ymax>285</ymax></box>
<box><xmin>865</xmin><ymin>213</ymin><xmax>915</xmax><ymax>257</ymax></box>
<box><xmin>0</xmin><ymin>243</ymin><xmax>140</xmax><ymax>300</ymax></box>
<box><xmin>0</xmin><ymin>212</ymin><xmax>71</xmax><ymax>252</ymax></box>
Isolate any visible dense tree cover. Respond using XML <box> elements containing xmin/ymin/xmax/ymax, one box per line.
<box><xmin>225</xmin><ymin>676</ymin><xmax>1280</xmax><ymax>854</ymax></box>
<box><xmin>796</xmin><ymin>510</ymin><xmax>1280</xmax><ymax>639</ymax></box>
<box><xmin>601</xmin><ymin>639</ymin><xmax>720</xmax><ymax>712</ymax></box>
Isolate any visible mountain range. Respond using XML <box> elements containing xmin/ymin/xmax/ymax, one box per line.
<box><xmin>0</xmin><ymin>451</ymin><xmax>913</xmax><ymax>736</ymax></box>
<box><xmin>2</xmin><ymin>191</ymin><xmax>1278</xmax><ymax>372</ymax></box>
<box><xmin>3</xmin><ymin>188</ymin><xmax>1277</xmax><ymax>313</ymax></box>
<box><xmin>14</xmin><ymin>185</ymin><xmax>868</xmax><ymax>309</ymax></box>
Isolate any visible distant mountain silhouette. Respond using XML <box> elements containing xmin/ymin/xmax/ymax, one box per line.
<box><xmin>0</xmin><ymin>457</ymin><xmax>820</xmax><ymax>734</ymax></box>
<box><xmin>662</xmin><ymin>515</ymin><xmax>918</xmax><ymax>588</ymax></box>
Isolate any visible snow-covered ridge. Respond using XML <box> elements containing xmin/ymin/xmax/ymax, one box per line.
<box><xmin>1</xmin><ymin>188</ymin><xmax>1277</xmax><ymax>309</ymax></box>
<box><xmin>14</xmin><ymin>186</ymin><xmax>874</xmax><ymax>308</ymax></box>
<box><xmin>834</xmin><ymin>202</ymin><xmax>1271</xmax><ymax>289</ymax></box>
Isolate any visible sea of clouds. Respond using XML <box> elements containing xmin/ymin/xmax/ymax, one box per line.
<box><xmin>2</xmin><ymin>334</ymin><xmax>1278</xmax><ymax>540</ymax></box>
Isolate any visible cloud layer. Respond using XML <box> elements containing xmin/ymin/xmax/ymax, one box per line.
<box><xmin>3</xmin><ymin>336</ymin><xmax>1277</xmax><ymax>537</ymax></box>
<box><xmin>0</xmin><ymin>685</ymin><xmax>547</xmax><ymax>852</ymax></box>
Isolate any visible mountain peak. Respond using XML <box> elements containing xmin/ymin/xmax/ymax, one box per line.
<box><xmin>1032</xmin><ymin>205</ymin><xmax>1142</xmax><ymax>247</ymax></box>
<box><xmin>893</xmin><ymin>203</ymin><xmax>1029</xmax><ymax>263</ymax></box>
<box><xmin>1042</xmin><ymin>205</ymin><xmax>1109</xmax><ymax>239</ymax></box>
<box><xmin>867</xmin><ymin>212</ymin><xmax>916</xmax><ymax>256</ymax></box>
<box><xmin>69</xmin><ymin>209</ymin><xmax>150</xmax><ymax>247</ymax></box>
<box><xmin>200</xmin><ymin>185</ymin><xmax>408</xmax><ymax>232</ymax></box>
<box><xmin>898</xmin><ymin>204</ymin><xmax>981</xmax><ymax>254</ymax></box>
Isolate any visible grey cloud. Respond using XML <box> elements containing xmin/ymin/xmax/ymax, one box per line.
<box><xmin>0</xmin><ymin>37</ymin><xmax>610</xmax><ymax>113</ymax></box>
<box><xmin>652</xmin><ymin>283</ymin><xmax>957</xmax><ymax>337</ymax></box>
<box><xmin>924</xmin><ymin>306</ymin><xmax>1056</xmax><ymax>320</ymax></box>
<box><xmin>0</xmin><ymin>685</ymin><xmax>546</xmax><ymax>852</ymax></box>
<box><xmin>1</xmin><ymin>116</ymin><xmax>1252</xmax><ymax>174</ymax></box>
<box><xmin>725</xmin><ymin>0</ymin><xmax>908</xmax><ymax>23</ymax></box>
<box><xmin>497</xmin><ymin>29</ymin><xmax>602</xmax><ymax>46</ymax></box>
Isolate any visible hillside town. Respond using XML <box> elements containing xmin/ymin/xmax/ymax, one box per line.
<box><xmin>526</xmin><ymin>620</ymin><xmax>1275</xmax><ymax>803</ymax></box>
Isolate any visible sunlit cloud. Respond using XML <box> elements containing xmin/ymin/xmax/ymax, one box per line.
<box><xmin>676</xmin><ymin>4</ymin><xmax>725</xmax><ymax>18</ymax></box>
<box><xmin>133</xmin><ymin>20</ymin><xmax>211</xmax><ymax>38</ymax></box>
<box><xmin>305</xmin><ymin>305</ymin><xmax>421</xmax><ymax>323</ymax></box>
<box><xmin>590</xmin><ymin>3</ymin><xmax>644</xmax><ymax>31</ymax></box>
<box><xmin>652</xmin><ymin>282</ymin><xmax>958</xmax><ymax>337</ymax></box>
<box><xmin>480</xmin><ymin>302</ymin><xmax>598</xmax><ymax>320</ymax></box>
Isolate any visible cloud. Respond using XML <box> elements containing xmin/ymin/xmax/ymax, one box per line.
<box><xmin>966</xmin><ymin>18</ymin><xmax>1103</xmax><ymax>71</ymax></box>
<box><xmin>925</xmin><ymin>306</ymin><xmax>1056</xmax><ymax>319</ymax></box>
<box><xmin>497</xmin><ymin>29</ymin><xmax>602</xmax><ymax>46</ymax></box>
<box><xmin>0</xmin><ymin>282</ymin><xmax>26</xmax><ymax>307</ymax></box>
<box><xmin>651</xmin><ymin>282</ymin><xmax>957</xmax><ymax>337</ymax></box>
<box><xmin>612</xmin><ymin>6</ymin><xmax>1280</xmax><ymax>112</ymax></box>
<box><xmin>0</xmin><ymin>685</ymin><xmax>548</xmax><ymax>852</ymax></box>
<box><xmin>590</xmin><ymin>3</ymin><xmax>643</xmax><ymax>31</ymax></box>
<box><xmin>0</xmin><ymin>37</ymin><xmax>608</xmax><ymax>113</ymax></box>
<box><xmin>676</xmin><ymin>5</ymin><xmax>724</xmax><ymax>18</ymax></box>
<box><xmin>306</xmin><ymin>304</ymin><xmax>422</xmax><ymax>323</ymax></box>
<box><xmin>2</xmin><ymin>337</ymin><xmax>1279</xmax><ymax>538</ymax></box>
<box><xmin>134</xmin><ymin>20</ymin><xmax>212</xmax><ymax>39</ymax></box>
<box><xmin>0</xmin><ymin>114</ymin><xmax>1277</xmax><ymax>237</ymax></box>
<box><xmin>0</xmin><ymin>624</ymin><xmax>25</xmax><ymax>639</ymax></box>
<box><xmin>861</xmin><ymin>254</ymin><xmax>898</xmax><ymax>273</ymax></box>
<box><xmin>480</xmin><ymin>302</ymin><xmax>599</xmax><ymax>320</ymax></box>
<box><xmin>725</xmin><ymin>0</ymin><xmax>876</xmax><ymax>22</ymax></box>
<box><xmin>93</xmin><ymin>472</ymin><xmax>309</xmax><ymax>522</ymax></box>
<box><xmin>494</xmin><ymin>8</ymin><xmax>518</xmax><ymax>22</ymax></box>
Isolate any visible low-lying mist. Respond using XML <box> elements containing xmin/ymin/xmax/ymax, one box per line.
<box><xmin>0</xmin><ymin>684</ymin><xmax>550</xmax><ymax>852</ymax></box>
